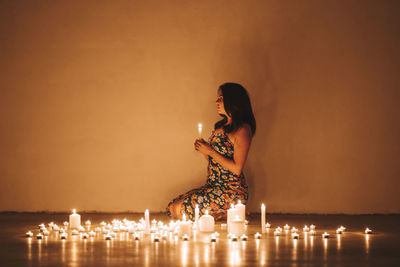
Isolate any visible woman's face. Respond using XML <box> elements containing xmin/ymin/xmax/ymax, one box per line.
<box><xmin>216</xmin><ymin>89</ymin><xmax>228</xmax><ymax>116</ymax></box>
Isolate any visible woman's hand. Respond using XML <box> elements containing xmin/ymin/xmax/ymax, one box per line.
<box><xmin>194</xmin><ymin>139</ymin><xmax>214</xmax><ymax>156</ymax></box>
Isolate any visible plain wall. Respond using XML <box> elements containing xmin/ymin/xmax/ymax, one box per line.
<box><xmin>1</xmin><ymin>0</ymin><xmax>399</xmax><ymax>213</ymax></box>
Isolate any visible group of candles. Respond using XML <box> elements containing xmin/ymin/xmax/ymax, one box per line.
<box><xmin>25</xmin><ymin>204</ymin><xmax>374</xmax><ymax>242</ymax></box>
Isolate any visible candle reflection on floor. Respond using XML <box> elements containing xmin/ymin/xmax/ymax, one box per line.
<box><xmin>228</xmin><ymin>240</ymin><xmax>241</xmax><ymax>266</ymax></box>
<box><xmin>275</xmin><ymin>236</ymin><xmax>280</xmax><ymax>261</ymax></box>
<box><xmin>292</xmin><ymin>239</ymin><xmax>298</xmax><ymax>262</ymax></box>
<box><xmin>323</xmin><ymin>238</ymin><xmax>328</xmax><ymax>262</ymax></box>
<box><xmin>38</xmin><ymin>239</ymin><xmax>42</xmax><ymax>262</ymax></box>
<box><xmin>365</xmin><ymin>234</ymin><xmax>370</xmax><ymax>254</ymax></box>
<box><xmin>337</xmin><ymin>234</ymin><xmax>341</xmax><ymax>251</ymax></box>
<box><xmin>27</xmin><ymin>237</ymin><xmax>32</xmax><ymax>261</ymax></box>
<box><xmin>181</xmin><ymin>240</ymin><xmax>189</xmax><ymax>266</ymax></box>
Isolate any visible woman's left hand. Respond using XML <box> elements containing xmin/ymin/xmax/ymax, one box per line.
<box><xmin>194</xmin><ymin>139</ymin><xmax>213</xmax><ymax>156</ymax></box>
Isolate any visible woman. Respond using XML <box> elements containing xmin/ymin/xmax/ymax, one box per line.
<box><xmin>167</xmin><ymin>82</ymin><xmax>256</xmax><ymax>220</ymax></box>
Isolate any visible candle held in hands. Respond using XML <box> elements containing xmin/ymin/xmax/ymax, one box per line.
<box><xmin>198</xmin><ymin>123</ymin><xmax>202</xmax><ymax>138</ymax></box>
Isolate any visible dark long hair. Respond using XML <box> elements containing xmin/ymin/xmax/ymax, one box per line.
<box><xmin>214</xmin><ymin>83</ymin><xmax>256</xmax><ymax>136</ymax></box>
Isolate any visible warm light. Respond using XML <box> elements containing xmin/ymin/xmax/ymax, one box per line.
<box><xmin>72</xmin><ymin>209</ymin><xmax>76</xmax><ymax>214</ymax></box>
<box><xmin>205</xmin><ymin>210</ymin><xmax>209</xmax><ymax>215</ymax></box>
<box><xmin>198</xmin><ymin>123</ymin><xmax>202</xmax><ymax>138</ymax></box>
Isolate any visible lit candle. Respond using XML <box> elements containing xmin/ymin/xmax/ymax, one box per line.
<box><xmin>303</xmin><ymin>225</ymin><xmax>310</xmax><ymax>232</ymax></box>
<box><xmin>230</xmin><ymin>215</ymin><xmax>245</xmax><ymax>237</ymax></box>
<box><xmin>322</xmin><ymin>232</ymin><xmax>330</xmax><ymax>238</ymax></box>
<box><xmin>198</xmin><ymin>123</ymin><xmax>202</xmax><ymax>138</ymax></box>
<box><xmin>365</xmin><ymin>228</ymin><xmax>372</xmax><ymax>234</ymax></box>
<box><xmin>104</xmin><ymin>233</ymin><xmax>112</xmax><ymax>240</ymax></box>
<box><xmin>69</xmin><ymin>209</ymin><xmax>81</xmax><ymax>229</ymax></box>
<box><xmin>231</xmin><ymin>234</ymin><xmax>238</xmax><ymax>241</ymax></box>
<box><xmin>182</xmin><ymin>234</ymin><xmax>189</xmax><ymax>241</ymax></box>
<box><xmin>153</xmin><ymin>234</ymin><xmax>160</xmax><ymax>242</ymax></box>
<box><xmin>284</xmin><ymin>224</ymin><xmax>290</xmax><ymax>231</ymax></box>
<box><xmin>310</xmin><ymin>224</ymin><xmax>316</xmax><ymax>231</ymax></box>
<box><xmin>235</xmin><ymin>200</ymin><xmax>246</xmax><ymax>221</ymax></box>
<box><xmin>241</xmin><ymin>234</ymin><xmax>248</xmax><ymax>241</ymax></box>
<box><xmin>198</xmin><ymin>210</ymin><xmax>215</xmax><ymax>232</ymax></box>
<box><xmin>85</xmin><ymin>220</ymin><xmax>91</xmax><ymax>227</ymax></box>
<box><xmin>144</xmin><ymin>209</ymin><xmax>150</xmax><ymax>234</ymax></box>
<box><xmin>309</xmin><ymin>229</ymin><xmax>316</xmax><ymax>236</ymax></box>
<box><xmin>336</xmin><ymin>228</ymin><xmax>343</xmax><ymax>234</ymax></box>
<box><xmin>82</xmin><ymin>233</ymin><xmax>89</xmax><ymax>239</ymax></box>
<box><xmin>291</xmin><ymin>227</ymin><xmax>298</xmax><ymax>233</ymax></box>
<box><xmin>26</xmin><ymin>231</ymin><xmax>33</xmax><ymax>238</ymax></box>
<box><xmin>179</xmin><ymin>214</ymin><xmax>192</xmax><ymax>236</ymax></box>
<box><xmin>36</xmin><ymin>233</ymin><xmax>43</xmax><ymax>240</ymax></box>
<box><xmin>195</xmin><ymin>205</ymin><xmax>200</xmax><ymax>230</ymax></box>
<box><xmin>210</xmin><ymin>233</ymin><xmax>217</xmax><ymax>242</ymax></box>
<box><xmin>274</xmin><ymin>230</ymin><xmax>281</xmax><ymax>236</ymax></box>
<box><xmin>261</xmin><ymin>204</ymin><xmax>266</xmax><ymax>234</ymax></box>
<box><xmin>227</xmin><ymin>204</ymin><xmax>237</xmax><ymax>234</ymax></box>
<box><xmin>89</xmin><ymin>231</ymin><xmax>96</xmax><ymax>237</ymax></box>
<box><xmin>71</xmin><ymin>230</ymin><xmax>79</xmax><ymax>235</ymax></box>
<box><xmin>60</xmin><ymin>232</ymin><xmax>68</xmax><ymax>239</ymax></box>
<box><xmin>292</xmin><ymin>232</ymin><xmax>299</xmax><ymax>239</ymax></box>
<box><xmin>254</xmin><ymin>232</ymin><xmax>262</xmax><ymax>239</ymax></box>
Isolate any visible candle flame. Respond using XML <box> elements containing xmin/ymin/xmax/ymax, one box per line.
<box><xmin>261</xmin><ymin>203</ymin><xmax>265</xmax><ymax>209</ymax></box>
<box><xmin>72</xmin><ymin>209</ymin><xmax>76</xmax><ymax>214</ymax></box>
<box><xmin>205</xmin><ymin>210</ymin><xmax>209</xmax><ymax>215</ymax></box>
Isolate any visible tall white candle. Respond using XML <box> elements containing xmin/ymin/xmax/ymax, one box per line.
<box><xmin>69</xmin><ymin>209</ymin><xmax>81</xmax><ymax>229</ymax></box>
<box><xmin>235</xmin><ymin>200</ymin><xmax>246</xmax><ymax>221</ymax></box>
<box><xmin>195</xmin><ymin>204</ymin><xmax>200</xmax><ymax>230</ymax></box>
<box><xmin>198</xmin><ymin>123</ymin><xmax>202</xmax><ymax>138</ymax></box>
<box><xmin>144</xmin><ymin>209</ymin><xmax>150</xmax><ymax>234</ymax></box>
<box><xmin>261</xmin><ymin>204</ymin><xmax>266</xmax><ymax>234</ymax></box>
<box><xmin>198</xmin><ymin>210</ymin><xmax>215</xmax><ymax>232</ymax></box>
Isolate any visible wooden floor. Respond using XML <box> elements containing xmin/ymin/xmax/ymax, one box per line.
<box><xmin>0</xmin><ymin>213</ymin><xmax>399</xmax><ymax>266</ymax></box>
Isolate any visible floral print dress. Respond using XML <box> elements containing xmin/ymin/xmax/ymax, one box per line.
<box><xmin>166</xmin><ymin>130</ymin><xmax>248</xmax><ymax>221</ymax></box>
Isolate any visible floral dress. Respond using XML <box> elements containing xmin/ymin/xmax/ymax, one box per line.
<box><xmin>166</xmin><ymin>130</ymin><xmax>248</xmax><ymax>221</ymax></box>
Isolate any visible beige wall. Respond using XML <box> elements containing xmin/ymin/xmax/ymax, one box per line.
<box><xmin>1</xmin><ymin>0</ymin><xmax>399</xmax><ymax>213</ymax></box>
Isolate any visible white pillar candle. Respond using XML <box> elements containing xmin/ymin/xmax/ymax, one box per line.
<box><xmin>227</xmin><ymin>204</ymin><xmax>237</xmax><ymax>234</ymax></box>
<box><xmin>69</xmin><ymin>209</ymin><xmax>81</xmax><ymax>229</ymax></box>
<box><xmin>198</xmin><ymin>123</ymin><xmax>202</xmax><ymax>138</ymax></box>
<box><xmin>261</xmin><ymin>203</ymin><xmax>266</xmax><ymax>234</ymax></box>
<box><xmin>195</xmin><ymin>205</ymin><xmax>200</xmax><ymax>230</ymax></box>
<box><xmin>144</xmin><ymin>209</ymin><xmax>150</xmax><ymax>234</ymax></box>
<box><xmin>230</xmin><ymin>215</ymin><xmax>245</xmax><ymax>237</ymax></box>
<box><xmin>198</xmin><ymin>210</ymin><xmax>215</xmax><ymax>232</ymax></box>
<box><xmin>179</xmin><ymin>214</ymin><xmax>192</xmax><ymax>236</ymax></box>
<box><xmin>235</xmin><ymin>200</ymin><xmax>245</xmax><ymax>221</ymax></box>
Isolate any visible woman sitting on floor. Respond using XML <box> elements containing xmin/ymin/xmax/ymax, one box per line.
<box><xmin>167</xmin><ymin>82</ymin><xmax>256</xmax><ymax>220</ymax></box>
